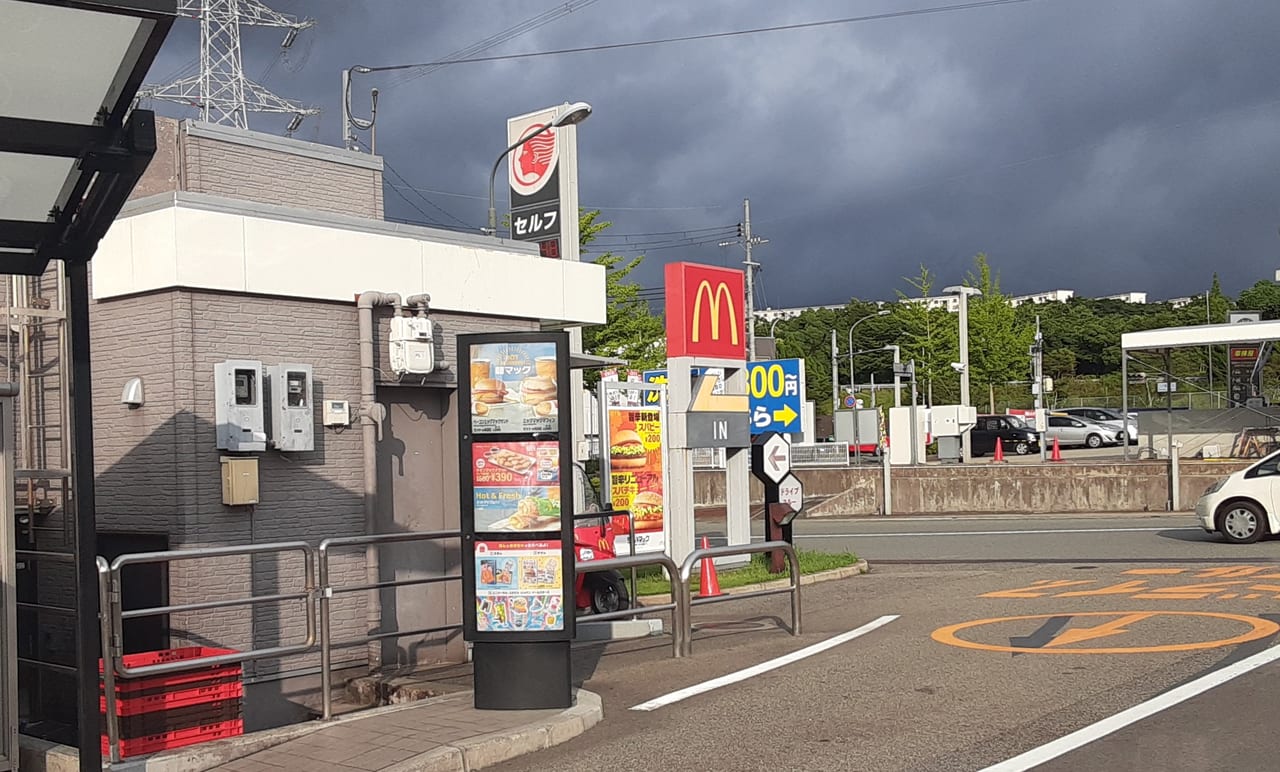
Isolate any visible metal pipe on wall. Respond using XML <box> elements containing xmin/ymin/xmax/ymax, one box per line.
<box><xmin>356</xmin><ymin>290</ymin><xmax>402</xmax><ymax>672</ymax></box>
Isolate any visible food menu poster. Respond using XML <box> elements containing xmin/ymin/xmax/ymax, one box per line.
<box><xmin>474</xmin><ymin>541</ymin><xmax>565</xmax><ymax>632</ymax></box>
<box><xmin>606</xmin><ymin>406</ymin><xmax>665</xmax><ymax>553</ymax></box>
<box><xmin>472</xmin><ymin>441</ymin><xmax>560</xmax><ymax>533</ymax></box>
<box><xmin>469</xmin><ymin>341</ymin><xmax>559</xmax><ymax>435</ymax></box>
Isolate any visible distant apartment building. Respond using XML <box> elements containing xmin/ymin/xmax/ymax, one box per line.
<box><xmin>755</xmin><ymin>303</ymin><xmax>855</xmax><ymax>322</ymax></box>
<box><xmin>1099</xmin><ymin>292</ymin><xmax>1149</xmax><ymax>303</ymax></box>
<box><xmin>896</xmin><ymin>288</ymin><xmax>1075</xmax><ymax>313</ymax></box>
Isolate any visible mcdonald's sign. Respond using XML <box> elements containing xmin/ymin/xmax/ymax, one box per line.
<box><xmin>664</xmin><ymin>262</ymin><xmax>747</xmax><ymax>359</ymax></box>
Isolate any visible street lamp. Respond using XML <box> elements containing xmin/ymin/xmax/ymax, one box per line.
<box><xmin>943</xmin><ymin>285</ymin><xmax>982</xmax><ymax>462</ymax></box>
<box><xmin>846</xmin><ymin>309</ymin><xmax>890</xmax><ymax>403</ymax></box>
<box><xmin>485</xmin><ymin>101</ymin><xmax>592</xmax><ymax>236</ymax></box>
<box><xmin>883</xmin><ymin>344</ymin><xmax>902</xmax><ymax>407</ymax></box>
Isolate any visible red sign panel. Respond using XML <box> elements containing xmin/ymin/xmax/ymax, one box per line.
<box><xmin>664</xmin><ymin>262</ymin><xmax>747</xmax><ymax>360</ymax></box>
<box><xmin>1230</xmin><ymin>346</ymin><xmax>1260</xmax><ymax>362</ymax></box>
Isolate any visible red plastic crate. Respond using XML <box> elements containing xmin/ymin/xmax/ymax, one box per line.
<box><xmin>100</xmin><ymin>647</ymin><xmax>242</xmax><ymax>694</ymax></box>
<box><xmin>103</xmin><ymin>718</ymin><xmax>243</xmax><ymax>758</ymax></box>
<box><xmin>101</xmin><ymin>679</ymin><xmax>244</xmax><ymax>716</ymax></box>
<box><xmin>114</xmin><ymin>700</ymin><xmax>242</xmax><ymax>739</ymax></box>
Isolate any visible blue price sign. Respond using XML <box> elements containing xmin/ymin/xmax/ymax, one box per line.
<box><xmin>748</xmin><ymin>359</ymin><xmax>805</xmax><ymax>434</ymax></box>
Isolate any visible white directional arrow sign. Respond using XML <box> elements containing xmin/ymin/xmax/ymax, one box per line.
<box><xmin>777</xmin><ymin>473</ymin><xmax>804</xmax><ymax>514</ymax></box>
<box><xmin>762</xmin><ymin>433</ymin><xmax>791</xmax><ymax>484</ymax></box>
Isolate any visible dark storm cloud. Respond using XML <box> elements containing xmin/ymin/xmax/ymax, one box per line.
<box><xmin>143</xmin><ymin>0</ymin><xmax>1280</xmax><ymax>306</ymax></box>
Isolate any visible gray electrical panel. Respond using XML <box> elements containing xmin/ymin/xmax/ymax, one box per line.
<box><xmin>215</xmin><ymin>360</ymin><xmax>266</xmax><ymax>451</ymax></box>
<box><xmin>268</xmin><ymin>363</ymin><xmax>315</xmax><ymax>452</ymax></box>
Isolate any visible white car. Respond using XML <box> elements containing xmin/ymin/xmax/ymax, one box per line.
<box><xmin>1061</xmin><ymin>407</ymin><xmax>1138</xmax><ymax>444</ymax></box>
<box><xmin>1197</xmin><ymin>451</ymin><xmax>1280</xmax><ymax>543</ymax></box>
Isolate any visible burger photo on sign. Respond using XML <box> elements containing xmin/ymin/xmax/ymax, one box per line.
<box><xmin>609</xmin><ymin>429</ymin><xmax>648</xmax><ymax>469</ymax></box>
<box><xmin>631</xmin><ymin>490</ymin><xmax>664</xmax><ymax>531</ymax></box>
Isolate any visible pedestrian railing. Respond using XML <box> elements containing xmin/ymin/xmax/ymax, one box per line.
<box><xmin>574</xmin><ymin>553</ymin><xmax>686</xmax><ymax>658</ymax></box>
<box><xmin>98</xmin><ymin>541</ymin><xmax>317</xmax><ymax>763</ymax></box>
<box><xmin>317</xmin><ymin>530</ymin><xmax>463</xmax><ymax>719</ymax></box>
<box><xmin>677</xmin><ymin>541</ymin><xmax>801</xmax><ymax>657</ymax></box>
<box><xmin>792</xmin><ymin>442</ymin><xmax>850</xmax><ymax>467</ymax></box>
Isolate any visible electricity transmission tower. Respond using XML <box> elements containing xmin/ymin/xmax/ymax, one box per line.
<box><xmin>141</xmin><ymin>0</ymin><xmax>318</xmax><ymax>131</ymax></box>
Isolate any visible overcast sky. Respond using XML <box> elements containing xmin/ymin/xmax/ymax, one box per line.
<box><xmin>143</xmin><ymin>0</ymin><xmax>1280</xmax><ymax>308</ymax></box>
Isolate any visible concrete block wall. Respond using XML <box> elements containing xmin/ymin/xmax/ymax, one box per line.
<box><xmin>695</xmin><ymin>460</ymin><xmax>1251</xmax><ymax>516</ymax></box>
<box><xmin>129</xmin><ymin>116</ymin><xmax>384</xmax><ymax>220</ymax></box>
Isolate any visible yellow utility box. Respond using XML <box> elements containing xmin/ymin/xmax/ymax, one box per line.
<box><xmin>220</xmin><ymin>457</ymin><xmax>259</xmax><ymax>506</ymax></box>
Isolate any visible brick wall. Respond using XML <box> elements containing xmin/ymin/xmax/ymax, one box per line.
<box><xmin>183</xmin><ymin>128</ymin><xmax>383</xmax><ymax>219</ymax></box>
<box><xmin>127</xmin><ymin>116</ymin><xmax>384</xmax><ymax>219</ymax></box>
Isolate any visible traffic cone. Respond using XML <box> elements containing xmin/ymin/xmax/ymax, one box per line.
<box><xmin>1050</xmin><ymin>437</ymin><xmax>1063</xmax><ymax>462</ymax></box>
<box><xmin>696</xmin><ymin>535</ymin><xmax>721</xmax><ymax>598</ymax></box>
<box><xmin>993</xmin><ymin>437</ymin><xmax>1006</xmax><ymax>463</ymax></box>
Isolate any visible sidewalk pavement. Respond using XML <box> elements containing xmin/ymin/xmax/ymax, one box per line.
<box><xmin>130</xmin><ymin>689</ymin><xmax>601</xmax><ymax>772</ymax></box>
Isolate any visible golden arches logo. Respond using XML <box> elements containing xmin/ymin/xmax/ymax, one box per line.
<box><xmin>691</xmin><ymin>280</ymin><xmax>739</xmax><ymax>345</ymax></box>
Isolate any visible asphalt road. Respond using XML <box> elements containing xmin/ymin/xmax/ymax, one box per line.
<box><xmin>494</xmin><ymin>515</ymin><xmax>1280</xmax><ymax>772</ymax></box>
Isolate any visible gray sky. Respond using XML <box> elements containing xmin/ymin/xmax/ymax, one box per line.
<box><xmin>143</xmin><ymin>0</ymin><xmax>1280</xmax><ymax>308</ymax></box>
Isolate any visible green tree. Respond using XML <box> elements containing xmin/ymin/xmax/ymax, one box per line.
<box><xmin>1237</xmin><ymin>280</ymin><xmax>1280</xmax><ymax>320</ymax></box>
<box><xmin>892</xmin><ymin>265</ymin><xmax>958</xmax><ymax>405</ymax></box>
<box><xmin>579</xmin><ymin>210</ymin><xmax>665</xmax><ymax>378</ymax></box>
<box><xmin>964</xmin><ymin>254</ymin><xmax>1034</xmax><ymax>412</ymax></box>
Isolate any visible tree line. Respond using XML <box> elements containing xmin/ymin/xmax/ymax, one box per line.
<box><xmin>579</xmin><ymin>211</ymin><xmax>1278</xmax><ymax>414</ymax></box>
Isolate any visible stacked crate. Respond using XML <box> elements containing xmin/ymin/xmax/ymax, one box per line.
<box><xmin>100</xmin><ymin>647</ymin><xmax>244</xmax><ymax>758</ymax></box>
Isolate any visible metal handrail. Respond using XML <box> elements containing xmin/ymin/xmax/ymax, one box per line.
<box><xmin>574</xmin><ymin>553</ymin><xmax>686</xmax><ymax>658</ymax></box>
<box><xmin>108</xmin><ymin>541</ymin><xmax>317</xmax><ymax>678</ymax></box>
<box><xmin>677</xmin><ymin>541</ymin><xmax>801</xmax><ymax>656</ymax></box>
<box><xmin>317</xmin><ymin>530</ymin><xmax>462</xmax><ymax>720</ymax></box>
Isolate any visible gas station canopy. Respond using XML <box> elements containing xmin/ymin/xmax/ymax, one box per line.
<box><xmin>0</xmin><ymin>0</ymin><xmax>174</xmax><ymax>274</ymax></box>
<box><xmin>1122</xmin><ymin>320</ymin><xmax>1280</xmax><ymax>351</ymax></box>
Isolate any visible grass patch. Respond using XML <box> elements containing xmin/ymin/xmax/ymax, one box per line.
<box><xmin>629</xmin><ymin>548</ymin><xmax>859</xmax><ymax>597</ymax></box>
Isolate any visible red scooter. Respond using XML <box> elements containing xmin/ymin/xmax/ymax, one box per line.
<box><xmin>572</xmin><ymin>510</ymin><xmax>631</xmax><ymax>615</ymax></box>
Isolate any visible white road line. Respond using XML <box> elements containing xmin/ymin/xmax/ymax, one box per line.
<box><xmin>629</xmin><ymin>615</ymin><xmax>899</xmax><ymax>712</ymax></box>
<box><xmin>788</xmin><ymin>526</ymin><xmax>1196</xmax><ymax>539</ymax></box>
<box><xmin>980</xmin><ymin>642</ymin><xmax>1280</xmax><ymax>771</ymax></box>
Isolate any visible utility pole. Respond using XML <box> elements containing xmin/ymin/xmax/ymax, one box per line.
<box><xmin>721</xmin><ymin>198</ymin><xmax>767</xmax><ymax>359</ymax></box>
<box><xmin>1033</xmin><ymin>315</ymin><xmax>1047</xmax><ymax>463</ymax></box>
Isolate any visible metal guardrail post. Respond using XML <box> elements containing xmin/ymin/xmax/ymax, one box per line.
<box><xmin>318</xmin><ymin>540</ymin><xmax>333</xmax><ymax>721</ymax></box>
<box><xmin>109</xmin><ymin>541</ymin><xmax>317</xmax><ymax>678</ymax></box>
<box><xmin>97</xmin><ymin>557</ymin><xmax>120</xmax><ymax>765</ymax></box>
<box><xmin>677</xmin><ymin>541</ymin><xmax>801</xmax><ymax>656</ymax></box>
<box><xmin>316</xmin><ymin>530</ymin><xmax>463</xmax><ymax>720</ymax></box>
<box><xmin>572</xmin><ymin>553</ymin><xmax>685</xmax><ymax>658</ymax></box>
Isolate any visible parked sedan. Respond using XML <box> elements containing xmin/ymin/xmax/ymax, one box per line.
<box><xmin>1043</xmin><ymin>414</ymin><xmax>1125</xmax><ymax>449</ymax></box>
<box><xmin>1060</xmin><ymin>406</ymin><xmax>1138</xmax><ymax>444</ymax></box>
<box><xmin>1198</xmin><ymin>450</ymin><xmax>1280</xmax><ymax>543</ymax></box>
<box><xmin>970</xmin><ymin>414</ymin><xmax>1040</xmax><ymax>457</ymax></box>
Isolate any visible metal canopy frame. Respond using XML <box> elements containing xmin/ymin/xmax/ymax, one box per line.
<box><xmin>1120</xmin><ymin>321</ymin><xmax>1280</xmax><ymax>462</ymax></box>
<box><xmin>0</xmin><ymin>1</ymin><xmax>175</xmax><ymax>768</ymax></box>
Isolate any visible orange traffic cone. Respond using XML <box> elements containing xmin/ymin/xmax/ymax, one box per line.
<box><xmin>697</xmin><ymin>535</ymin><xmax>721</xmax><ymax>598</ymax></box>
<box><xmin>1049</xmin><ymin>437</ymin><xmax>1063</xmax><ymax>462</ymax></box>
<box><xmin>993</xmin><ymin>437</ymin><xmax>1006</xmax><ymax>463</ymax></box>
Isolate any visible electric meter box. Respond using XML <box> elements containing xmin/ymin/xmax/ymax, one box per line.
<box><xmin>215</xmin><ymin>360</ymin><xmax>267</xmax><ymax>451</ymax></box>
<box><xmin>267</xmin><ymin>363</ymin><xmax>315</xmax><ymax>452</ymax></box>
<box><xmin>389</xmin><ymin>315</ymin><xmax>435</xmax><ymax>375</ymax></box>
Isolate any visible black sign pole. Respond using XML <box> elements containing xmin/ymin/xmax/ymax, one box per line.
<box><xmin>459</xmin><ymin>331</ymin><xmax>575</xmax><ymax>710</ymax></box>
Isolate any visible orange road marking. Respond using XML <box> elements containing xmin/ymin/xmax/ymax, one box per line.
<box><xmin>1132</xmin><ymin>581</ymin><xmax>1249</xmax><ymax>600</ymax></box>
<box><xmin>1056</xmin><ymin>580</ymin><xmax>1149</xmax><ymax>597</ymax></box>
<box><xmin>981</xmin><ymin>580</ymin><xmax>1094</xmax><ymax>598</ymax></box>
<box><xmin>1042</xmin><ymin>612</ymin><xmax>1158</xmax><ymax>648</ymax></box>
<box><xmin>1197</xmin><ymin>566</ymin><xmax>1270</xmax><ymax>579</ymax></box>
<box><xmin>1220</xmin><ymin>594</ymin><xmax>1239</xmax><ymax>599</ymax></box>
<box><xmin>932</xmin><ymin>611</ymin><xmax>1280</xmax><ymax>655</ymax></box>
<box><xmin>1123</xmin><ymin>568</ymin><xmax>1185</xmax><ymax>576</ymax></box>
<box><xmin>1246</xmin><ymin>594</ymin><xmax>1262</xmax><ymax>599</ymax></box>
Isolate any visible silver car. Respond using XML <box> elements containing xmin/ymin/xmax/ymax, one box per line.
<box><xmin>1044</xmin><ymin>414</ymin><xmax>1124</xmax><ymax>449</ymax></box>
<box><xmin>1061</xmin><ymin>407</ymin><xmax>1138</xmax><ymax>444</ymax></box>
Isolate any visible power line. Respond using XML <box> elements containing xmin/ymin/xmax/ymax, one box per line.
<box><xmin>378</xmin><ymin>0</ymin><xmax>601</xmax><ymax>89</ymax></box>
<box><xmin>357</xmin><ymin>0</ymin><xmax>1044</xmax><ymax>72</ymax></box>
<box><xmin>365</xmin><ymin>139</ymin><xmax>477</xmax><ymax>230</ymax></box>
<box><xmin>382</xmin><ymin>181</ymin><xmax>729</xmax><ymax>213</ymax></box>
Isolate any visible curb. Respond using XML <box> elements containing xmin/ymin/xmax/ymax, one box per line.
<box><xmin>383</xmin><ymin>690</ymin><xmax>603</xmax><ymax>772</ymax></box>
<box><xmin>124</xmin><ymin>688</ymin><xmax>602</xmax><ymax>772</ymax></box>
<box><xmin>636</xmin><ymin>559</ymin><xmax>869</xmax><ymax>606</ymax></box>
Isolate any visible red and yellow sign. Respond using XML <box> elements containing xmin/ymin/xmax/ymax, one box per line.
<box><xmin>664</xmin><ymin>262</ymin><xmax>746</xmax><ymax>360</ymax></box>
